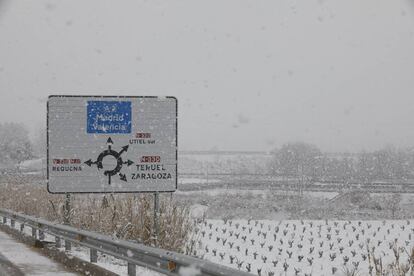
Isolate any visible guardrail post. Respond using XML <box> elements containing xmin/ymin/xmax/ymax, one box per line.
<box><xmin>127</xmin><ymin>263</ymin><xmax>136</xmax><ymax>276</ymax></box>
<box><xmin>39</xmin><ymin>230</ymin><xmax>45</xmax><ymax>241</ymax></box>
<box><xmin>20</xmin><ymin>224</ymin><xmax>24</xmax><ymax>232</ymax></box>
<box><xmin>65</xmin><ymin>240</ymin><xmax>71</xmax><ymax>251</ymax></box>
<box><xmin>10</xmin><ymin>219</ymin><xmax>15</xmax><ymax>228</ymax></box>
<box><xmin>90</xmin><ymin>248</ymin><xmax>98</xmax><ymax>263</ymax></box>
<box><xmin>32</xmin><ymin>227</ymin><xmax>37</xmax><ymax>239</ymax></box>
<box><xmin>55</xmin><ymin>236</ymin><xmax>61</xmax><ymax>248</ymax></box>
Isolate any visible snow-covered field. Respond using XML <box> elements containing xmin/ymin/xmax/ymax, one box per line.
<box><xmin>193</xmin><ymin>219</ymin><xmax>414</xmax><ymax>276</ymax></box>
<box><xmin>178</xmin><ymin>178</ymin><xmax>221</xmax><ymax>185</ymax></box>
<box><xmin>3</xmin><ymin>209</ymin><xmax>414</xmax><ymax>275</ymax></box>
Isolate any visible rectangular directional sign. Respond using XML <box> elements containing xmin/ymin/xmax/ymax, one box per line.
<box><xmin>47</xmin><ymin>96</ymin><xmax>177</xmax><ymax>193</ymax></box>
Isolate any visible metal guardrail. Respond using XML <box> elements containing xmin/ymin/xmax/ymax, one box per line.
<box><xmin>0</xmin><ymin>208</ymin><xmax>251</xmax><ymax>276</ymax></box>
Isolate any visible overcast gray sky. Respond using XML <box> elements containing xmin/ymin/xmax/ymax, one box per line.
<box><xmin>0</xmin><ymin>0</ymin><xmax>414</xmax><ymax>152</ymax></box>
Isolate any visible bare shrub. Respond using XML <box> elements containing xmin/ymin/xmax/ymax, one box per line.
<box><xmin>341</xmin><ymin>265</ymin><xmax>361</xmax><ymax>276</ymax></box>
<box><xmin>367</xmin><ymin>245</ymin><xmax>414</xmax><ymax>276</ymax></box>
<box><xmin>0</xmin><ymin>183</ymin><xmax>192</xmax><ymax>252</ymax></box>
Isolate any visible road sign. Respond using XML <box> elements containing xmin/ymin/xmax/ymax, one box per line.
<box><xmin>47</xmin><ymin>96</ymin><xmax>177</xmax><ymax>194</ymax></box>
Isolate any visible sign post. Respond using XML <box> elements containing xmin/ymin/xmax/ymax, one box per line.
<box><xmin>63</xmin><ymin>193</ymin><xmax>72</xmax><ymax>251</ymax></box>
<box><xmin>63</xmin><ymin>193</ymin><xmax>71</xmax><ymax>225</ymax></box>
<box><xmin>153</xmin><ymin>191</ymin><xmax>159</xmax><ymax>246</ymax></box>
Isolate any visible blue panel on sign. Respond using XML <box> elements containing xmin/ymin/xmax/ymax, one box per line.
<box><xmin>87</xmin><ymin>101</ymin><xmax>132</xmax><ymax>134</ymax></box>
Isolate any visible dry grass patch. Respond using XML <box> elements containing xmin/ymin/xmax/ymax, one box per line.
<box><xmin>0</xmin><ymin>183</ymin><xmax>193</xmax><ymax>253</ymax></box>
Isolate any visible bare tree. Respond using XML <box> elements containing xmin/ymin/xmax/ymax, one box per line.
<box><xmin>271</xmin><ymin>142</ymin><xmax>322</xmax><ymax>195</ymax></box>
<box><xmin>0</xmin><ymin>122</ymin><xmax>34</xmax><ymax>166</ymax></box>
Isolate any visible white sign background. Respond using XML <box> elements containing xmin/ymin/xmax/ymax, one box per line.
<box><xmin>47</xmin><ymin>96</ymin><xmax>177</xmax><ymax>193</ymax></box>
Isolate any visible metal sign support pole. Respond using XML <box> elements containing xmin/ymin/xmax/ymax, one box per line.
<box><xmin>153</xmin><ymin>191</ymin><xmax>159</xmax><ymax>246</ymax></box>
<box><xmin>64</xmin><ymin>193</ymin><xmax>72</xmax><ymax>251</ymax></box>
<box><xmin>64</xmin><ymin>193</ymin><xmax>71</xmax><ymax>225</ymax></box>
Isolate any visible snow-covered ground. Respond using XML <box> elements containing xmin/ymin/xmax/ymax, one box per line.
<box><xmin>178</xmin><ymin>178</ymin><xmax>221</xmax><ymax>185</ymax></box>
<box><xmin>2</xmin><ymin>211</ymin><xmax>414</xmax><ymax>276</ymax></box>
<box><xmin>69</xmin><ymin>245</ymin><xmax>162</xmax><ymax>276</ymax></box>
<box><xmin>179</xmin><ymin>189</ymin><xmax>338</xmax><ymax>200</ymax></box>
<box><xmin>194</xmin><ymin>219</ymin><xmax>414</xmax><ymax>276</ymax></box>
<box><xmin>16</xmin><ymin>158</ymin><xmax>45</xmax><ymax>173</ymax></box>
<box><xmin>0</xmin><ymin>230</ymin><xmax>78</xmax><ymax>276</ymax></box>
<box><xmin>2</xmin><ymin>220</ymin><xmax>162</xmax><ymax>276</ymax></box>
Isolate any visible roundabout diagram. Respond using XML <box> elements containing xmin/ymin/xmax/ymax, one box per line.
<box><xmin>84</xmin><ymin>137</ymin><xmax>134</xmax><ymax>185</ymax></box>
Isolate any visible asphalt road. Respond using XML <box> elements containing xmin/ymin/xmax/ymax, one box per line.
<box><xmin>0</xmin><ymin>252</ymin><xmax>24</xmax><ymax>276</ymax></box>
<box><xmin>0</xmin><ymin>230</ymin><xmax>78</xmax><ymax>276</ymax></box>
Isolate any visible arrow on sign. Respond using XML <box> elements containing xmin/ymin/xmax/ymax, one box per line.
<box><xmin>124</xmin><ymin>160</ymin><xmax>134</xmax><ymax>166</ymax></box>
<box><xmin>119</xmin><ymin>145</ymin><xmax>129</xmax><ymax>155</ymax></box>
<box><xmin>84</xmin><ymin>159</ymin><xmax>96</xmax><ymax>167</ymax></box>
<box><xmin>119</xmin><ymin>173</ymin><xmax>127</xmax><ymax>182</ymax></box>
